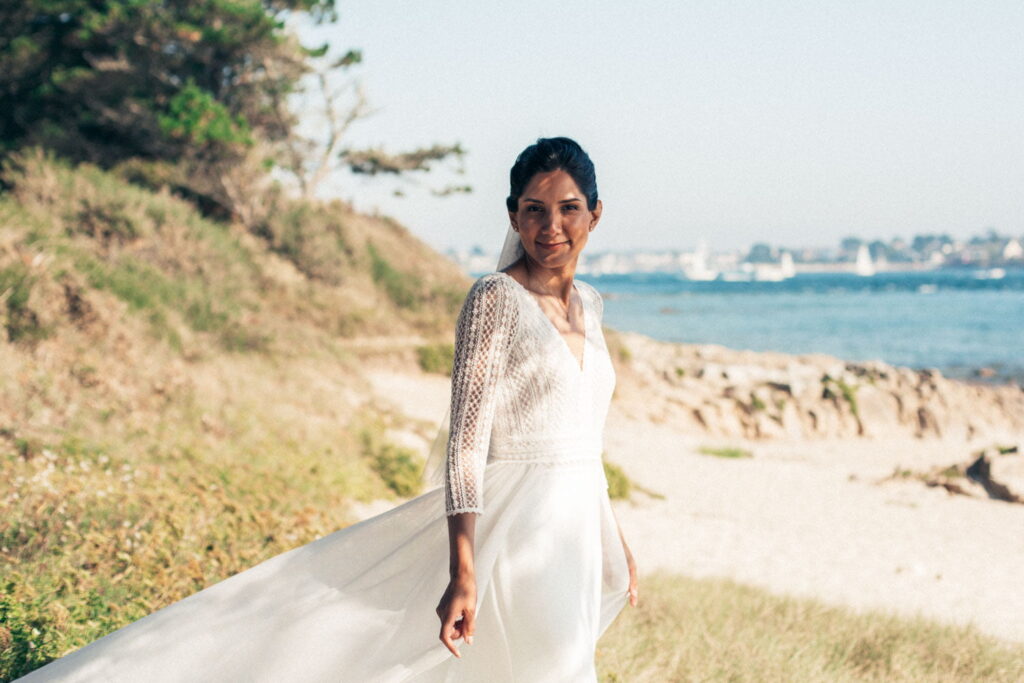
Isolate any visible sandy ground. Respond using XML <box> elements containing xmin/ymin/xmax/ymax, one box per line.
<box><xmin>364</xmin><ymin>368</ymin><xmax>1024</xmax><ymax>645</ymax></box>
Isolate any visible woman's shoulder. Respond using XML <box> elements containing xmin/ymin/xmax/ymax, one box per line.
<box><xmin>469</xmin><ymin>271</ymin><xmax>517</xmax><ymax>298</ymax></box>
<box><xmin>461</xmin><ymin>272</ymin><xmax>520</xmax><ymax>318</ymax></box>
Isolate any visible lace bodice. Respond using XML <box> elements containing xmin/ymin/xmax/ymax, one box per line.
<box><xmin>444</xmin><ymin>271</ymin><xmax>616</xmax><ymax>515</ymax></box>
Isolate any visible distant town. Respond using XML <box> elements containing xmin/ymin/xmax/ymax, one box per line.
<box><xmin>446</xmin><ymin>229</ymin><xmax>1024</xmax><ymax>280</ymax></box>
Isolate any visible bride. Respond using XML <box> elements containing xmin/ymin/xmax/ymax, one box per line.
<box><xmin>19</xmin><ymin>136</ymin><xmax>639</xmax><ymax>682</ymax></box>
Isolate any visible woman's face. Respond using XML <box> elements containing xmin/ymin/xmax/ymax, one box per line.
<box><xmin>508</xmin><ymin>169</ymin><xmax>602</xmax><ymax>270</ymax></box>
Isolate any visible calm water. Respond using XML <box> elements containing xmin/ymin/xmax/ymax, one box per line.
<box><xmin>570</xmin><ymin>268</ymin><xmax>1024</xmax><ymax>386</ymax></box>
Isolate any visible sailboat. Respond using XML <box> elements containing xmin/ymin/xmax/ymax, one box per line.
<box><xmin>750</xmin><ymin>251</ymin><xmax>796</xmax><ymax>281</ymax></box>
<box><xmin>854</xmin><ymin>244</ymin><xmax>875</xmax><ymax>276</ymax></box>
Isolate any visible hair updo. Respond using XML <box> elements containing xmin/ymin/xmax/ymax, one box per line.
<box><xmin>506</xmin><ymin>137</ymin><xmax>599</xmax><ymax>213</ymax></box>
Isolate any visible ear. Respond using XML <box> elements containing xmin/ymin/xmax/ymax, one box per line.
<box><xmin>508</xmin><ymin>210</ymin><xmax>519</xmax><ymax>231</ymax></box>
<box><xmin>589</xmin><ymin>199</ymin><xmax>603</xmax><ymax>228</ymax></box>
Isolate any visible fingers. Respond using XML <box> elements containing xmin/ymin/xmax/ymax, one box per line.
<box><xmin>438</xmin><ymin>609</ymin><xmax>461</xmax><ymax>658</ymax></box>
<box><xmin>438</xmin><ymin>607</ymin><xmax>477</xmax><ymax>656</ymax></box>
<box><xmin>463</xmin><ymin>608</ymin><xmax>476</xmax><ymax>645</ymax></box>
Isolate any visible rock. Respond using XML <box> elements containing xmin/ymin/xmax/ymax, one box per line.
<box><xmin>753</xmin><ymin>411</ymin><xmax>787</xmax><ymax>438</ymax></box>
<box><xmin>779</xmin><ymin>399</ymin><xmax>805</xmax><ymax>438</ymax></box>
<box><xmin>916</xmin><ymin>406</ymin><xmax>942</xmax><ymax>438</ymax></box>
<box><xmin>854</xmin><ymin>385</ymin><xmax>901</xmax><ymax>437</ymax></box>
<box><xmin>966</xmin><ymin>449</ymin><xmax>1024</xmax><ymax>503</ymax></box>
<box><xmin>611</xmin><ymin>329</ymin><xmax>1024</xmax><ymax>442</ymax></box>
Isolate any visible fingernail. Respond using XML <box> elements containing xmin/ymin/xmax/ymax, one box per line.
<box><xmin>466</xmin><ymin>636</ymin><xmax>473</xmax><ymax>645</ymax></box>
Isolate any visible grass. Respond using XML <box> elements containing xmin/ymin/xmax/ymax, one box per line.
<box><xmin>357</xmin><ymin>416</ymin><xmax>424</xmax><ymax>498</ymax></box>
<box><xmin>259</xmin><ymin>201</ymin><xmax>353</xmax><ymax>284</ymax></box>
<box><xmin>597</xmin><ymin>571</ymin><xmax>1024</xmax><ymax>682</ymax></box>
<box><xmin>0</xmin><ymin>263</ymin><xmax>51</xmax><ymax>344</ymax></box>
<box><xmin>367</xmin><ymin>241</ymin><xmax>422</xmax><ymax>311</ymax></box>
<box><xmin>698</xmin><ymin>445</ymin><xmax>753</xmax><ymax>459</ymax></box>
<box><xmin>0</xmin><ymin>383</ymin><xmax>405</xmax><ymax>680</ymax></box>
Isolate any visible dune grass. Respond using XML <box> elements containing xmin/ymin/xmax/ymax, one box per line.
<box><xmin>0</xmin><ymin>391</ymin><xmax>415</xmax><ymax>679</ymax></box>
<box><xmin>597</xmin><ymin>571</ymin><xmax>1024</xmax><ymax>682</ymax></box>
<box><xmin>698</xmin><ymin>445</ymin><xmax>753</xmax><ymax>459</ymax></box>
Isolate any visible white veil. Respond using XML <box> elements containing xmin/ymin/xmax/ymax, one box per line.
<box><xmin>420</xmin><ymin>225</ymin><xmax>524</xmax><ymax>488</ymax></box>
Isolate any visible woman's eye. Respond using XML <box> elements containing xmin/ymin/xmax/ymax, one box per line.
<box><xmin>527</xmin><ymin>205</ymin><xmax>543</xmax><ymax>212</ymax></box>
<box><xmin>563</xmin><ymin>204</ymin><xmax>580</xmax><ymax>212</ymax></box>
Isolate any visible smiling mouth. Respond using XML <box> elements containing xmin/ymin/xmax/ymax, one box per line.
<box><xmin>538</xmin><ymin>240</ymin><xmax>568</xmax><ymax>248</ymax></box>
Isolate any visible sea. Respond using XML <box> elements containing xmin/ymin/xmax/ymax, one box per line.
<box><xmin>567</xmin><ymin>268</ymin><xmax>1024</xmax><ymax>387</ymax></box>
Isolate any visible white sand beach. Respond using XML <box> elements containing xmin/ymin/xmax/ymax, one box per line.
<box><xmin>364</xmin><ymin>341</ymin><xmax>1024</xmax><ymax>646</ymax></box>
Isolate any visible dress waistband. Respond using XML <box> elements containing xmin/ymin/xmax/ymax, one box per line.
<box><xmin>487</xmin><ymin>434</ymin><xmax>603</xmax><ymax>464</ymax></box>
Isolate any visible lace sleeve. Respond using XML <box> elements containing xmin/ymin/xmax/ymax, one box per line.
<box><xmin>445</xmin><ymin>275</ymin><xmax>516</xmax><ymax>516</ymax></box>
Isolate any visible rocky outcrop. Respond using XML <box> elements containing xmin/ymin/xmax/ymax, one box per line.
<box><xmin>877</xmin><ymin>446</ymin><xmax>1024</xmax><ymax>505</ymax></box>
<box><xmin>607</xmin><ymin>330</ymin><xmax>1024</xmax><ymax>443</ymax></box>
<box><xmin>967</xmin><ymin>447</ymin><xmax>1024</xmax><ymax>503</ymax></box>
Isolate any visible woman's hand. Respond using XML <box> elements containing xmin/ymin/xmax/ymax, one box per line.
<box><xmin>436</xmin><ymin>573</ymin><xmax>477</xmax><ymax>658</ymax></box>
<box><xmin>625</xmin><ymin>546</ymin><xmax>639</xmax><ymax>607</ymax></box>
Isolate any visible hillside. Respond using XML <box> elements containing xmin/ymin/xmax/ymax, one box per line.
<box><xmin>0</xmin><ymin>151</ymin><xmax>471</xmax><ymax>678</ymax></box>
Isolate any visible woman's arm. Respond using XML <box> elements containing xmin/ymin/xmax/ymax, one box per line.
<box><xmin>436</xmin><ymin>275</ymin><xmax>517</xmax><ymax>655</ymax></box>
<box><xmin>609</xmin><ymin>504</ymin><xmax>639</xmax><ymax>607</ymax></box>
<box><xmin>436</xmin><ymin>513</ymin><xmax>477</xmax><ymax>657</ymax></box>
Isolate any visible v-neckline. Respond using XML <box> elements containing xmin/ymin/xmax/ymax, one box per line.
<box><xmin>495</xmin><ymin>271</ymin><xmax>587</xmax><ymax>374</ymax></box>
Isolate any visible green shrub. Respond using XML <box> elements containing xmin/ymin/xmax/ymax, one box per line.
<box><xmin>417</xmin><ymin>343</ymin><xmax>455</xmax><ymax>375</ymax></box>
<box><xmin>603</xmin><ymin>460</ymin><xmax>632</xmax><ymax>500</ymax></box>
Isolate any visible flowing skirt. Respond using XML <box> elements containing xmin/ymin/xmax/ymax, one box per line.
<box><xmin>20</xmin><ymin>458</ymin><xmax>630</xmax><ymax>682</ymax></box>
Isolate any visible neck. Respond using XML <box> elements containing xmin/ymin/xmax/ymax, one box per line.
<box><xmin>523</xmin><ymin>256</ymin><xmax>575</xmax><ymax>304</ymax></box>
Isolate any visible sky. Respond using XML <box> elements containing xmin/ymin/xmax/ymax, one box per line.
<box><xmin>296</xmin><ymin>1</ymin><xmax>1024</xmax><ymax>254</ymax></box>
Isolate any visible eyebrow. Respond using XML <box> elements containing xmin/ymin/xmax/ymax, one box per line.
<box><xmin>523</xmin><ymin>197</ymin><xmax>582</xmax><ymax>204</ymax></box>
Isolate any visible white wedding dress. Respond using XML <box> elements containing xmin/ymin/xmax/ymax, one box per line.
<box><xmin>20</xmin><ymin>270</ymin><xmax>630</xmax><ymax>683</ymax></box>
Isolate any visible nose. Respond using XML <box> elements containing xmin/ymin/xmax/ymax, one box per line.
<box><xmin>540</xmin><ymin>211</ymin><xmax>563</xmax><ymax>236</ymax></box>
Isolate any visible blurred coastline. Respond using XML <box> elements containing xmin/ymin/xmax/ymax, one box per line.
<box><xmin>584</xmin><ymin>268</ymin><xmax>1024</xmax><ymax>388</ymax></box>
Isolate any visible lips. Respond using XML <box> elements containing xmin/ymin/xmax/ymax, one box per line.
<box><xmin>538</xmin><ymin>240</ymin><xmax>568</xmax><ymax>249</ymax></box>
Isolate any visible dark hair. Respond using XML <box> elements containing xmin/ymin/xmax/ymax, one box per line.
<box><xmin>506</xmin><ymin>136</ymin><xmax>598</xmax><ymax>213</ymax></box>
